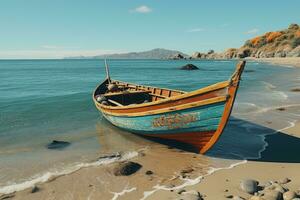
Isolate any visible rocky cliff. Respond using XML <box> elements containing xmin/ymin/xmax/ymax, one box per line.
<box><xmin>192</xmin><ymin>24</ymin><xmax>300</xmax><ymax>59</ymax></box>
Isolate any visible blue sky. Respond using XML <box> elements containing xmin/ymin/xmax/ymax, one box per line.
<box><xmin>0</xmin><ymin>0</ymin><xmax>300</xmax><ymax>58</ymax></box>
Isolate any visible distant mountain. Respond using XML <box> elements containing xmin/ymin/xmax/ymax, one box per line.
<box><xmin>64</xmin><ymin>48</ymin><xmax>188</xmax><ymax>59</ymax></box>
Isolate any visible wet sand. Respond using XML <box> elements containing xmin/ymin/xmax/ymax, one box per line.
<box><xmin>149</xmin><ymin>121</ymin><xmax>300</xmax><ymax>200</ymax></box>
<box><xmin>2</xmin><ymin>119</ymin><xmax>299</xmax><ymax>200</ymax></box>
<box><xmin>1</xmin><ymin>60</ymin><xmax>300</xmax><ymax>200</ymax></box>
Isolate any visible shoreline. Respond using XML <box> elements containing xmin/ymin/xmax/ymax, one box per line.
<box><xmin>1</xmin><ymin>60</ymin><xmax>300</xmax><ymax>200</ymax></box>
<box><xmin>4</xmin><ymin>120</ymin><xmax>299</xmax><ymax>200</ymax></box>
<box><xmin>246</xmin><ymin>57</ymin><xmax>300</xmax><ymax>68</ymax></box>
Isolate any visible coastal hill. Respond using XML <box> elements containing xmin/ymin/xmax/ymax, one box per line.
<box><xmin>191</xmin><ymin>23</ymin><xmax>300</xmax><ymax>59</ymax></box>
<box><xmin>65</xmin><ymin>24</ymin><xmax>300</xmax><ymax>60</ymax></box>
<box><xmin>65</xmin><ymin>48</ymin><xmax>188</xmax><ymax>59</ymax></box>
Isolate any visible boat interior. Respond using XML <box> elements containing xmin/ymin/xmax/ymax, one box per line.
<box><xmin>94</xmin><ymin>79</ymin><xmax>186</xmax><ymax>107</ymax></box>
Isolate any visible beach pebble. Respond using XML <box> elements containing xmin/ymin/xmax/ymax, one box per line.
<box><xmin>145</xmin><ymin>170</ymin><xmax>153</xmax><ymax>175</ymax></box>
<box><xmin>47</xmin><ymin>140</ymin><xmax>70</xmax><ymax>150</ymax></box>
<box><xmin>265</xmin><ymin>183</ymin><xmax>288</xmax><ymax>193</ymax></box>
<box><xmin>31</xmin><ymin>185</ymin><xmax>39</xmax><ymax>193</ymax></box>
<box><xmin>177</xmin><ymin>189</ymin><xmax>186</xmax><ymax>194</ymax></box>
<box><xmin>263</xmin><ymin>190</ymin><xmax>283</xmax><ymax>200</ymax></box>
<box><xmin>283</xmin><ymin>191</ymin><xmax>297</xmax><ymax>200</ymax></box>
<box><xmin>290</xmin><ymin>88</ymin><xmax>300</xmax><ymax>92</ymax></box>
<box><xmin>276</xmin><ymin>107</ymin><xmax>286</xmax><ymax>111</ymax></box>
<box><xmin>224</xmin><ymin>194</ymin><xmax>233</xmax><ymax>198</ymax></box>
<box><xmin>240</xmin><ymin>179</ymin><xmax>259</xmax><ymax>194</ymax></box>
<box><xmin>262</xmin><ymin>181</ymin><xmax>272</xmax><ymax>188</ymax></box>
<box><xmin>233</xmin><ymin>196</ymin><xmax>245</xmax><ymax>200</ymax></box>
<box><xmin>113</xmin><ymin>161</ymin><xmax>142</xmax><ymax>176</ymax></box>
<box><xmin>179</xmin><ymin>190</ymin><xmax>203</xmax><ymax>200</ymax></box>
<box><xmin>181</xmin><ymin>168</ymin><xmax>194</xmax><ymax>175</ymax></box>
<box><xmin>279</xmin><ymin>178</ymin><xmax>291</xmax><ymax>185</ymax></box>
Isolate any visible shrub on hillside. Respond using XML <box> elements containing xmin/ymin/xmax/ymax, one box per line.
<box><xmin>291</xmin><ymin>37</ymin><xmax>300</xmax><ymax>48</ymax></box>
<box><xmin>288</xmin><ymin>24</ymin><xmax>299</xmax><ymax>30</ymax></box>
<box><xmin>266</xmin><ymin>32</ymin><xmax>283</xmax><ymax>43</ymax></box>
<box><xmin>276</xmin><ymin>34</ymin><xmax>287</xmax><ymax>41</ymax></box>
<box><xmin>250</xmin><ymin>36</ymin><xmax>266</xmax><ymax>47</ymax></box>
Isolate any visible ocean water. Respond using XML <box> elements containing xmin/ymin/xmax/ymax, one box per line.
<box><xmin>0</xmin><ymin>59</ymin><xmax>300</xmax><ymax>194</ymax></box>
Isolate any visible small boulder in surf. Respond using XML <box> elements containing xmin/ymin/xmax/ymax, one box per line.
<box><xmin>47</xmin><ymin>140</ymin><xmax>71</xmax><ymax>150</ymax></box>
<box><xmin>113</xmin><ymin>161</ymin><xmax>142</xmax><ymax>176</ymax></box>
<box><xmin>180</xmin><ymin>64</ymin><xmax>199</xmax><ymax>70</ymax></box>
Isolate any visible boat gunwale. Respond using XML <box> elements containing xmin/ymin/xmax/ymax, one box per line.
<box><xmin>100</xmin><ymin>95</ymin><xmax>228</xmax><ymax>117</ymax></box>
<box><xmin>93</xmin><ymin>80</ymin><xmax>230</xmax><ymax>111</ymax></box>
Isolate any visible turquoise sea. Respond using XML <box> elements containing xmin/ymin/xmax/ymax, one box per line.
<box><xmin>0</xmin><ymin>59</ymin><xmax>300</xmax><ymax>194</ymax></box>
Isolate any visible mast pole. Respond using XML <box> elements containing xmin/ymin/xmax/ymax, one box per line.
<box><xmin>104</xmin><ymin>59</ymin><xmax>111</xmax><ymax>84</ymax></box>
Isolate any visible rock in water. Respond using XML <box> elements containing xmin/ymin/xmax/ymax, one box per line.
<box><xmin>47</xmin><ymin>140</ymin><xmax>70</xmax><ymax>150</ymax></box>
<box><xmin>114</xmin><ymin>161</ymin><xmax>142</xmax><ymax>176</ymax></box>
<box><xmin>240</xmin><ymin>179</ymin><xmax>259</xmax><ymax>194</ymax></box>
<box><xmin>180</xmin><ymin>64</ymin><xmax>199</xmax><ymax>70</ymax></box>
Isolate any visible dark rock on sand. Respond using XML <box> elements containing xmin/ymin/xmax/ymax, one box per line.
<box><xmin>277</xmin><ymin>107</ymin><xmax>286</xmax><ymax>111</ymax></box>
<box><xmin>181</xmin><ymin>168</ymin><xmax>194</xmax><ymax>174</ymax></box>
<box><xmin>180</xmin><ymin>64</ymin><xmax>199</xmax><ymax>70</ymax></box>
<box><xmin>114</xmin><ymin>161</ymin><xmax>142</xmax><ymax>176</ymax></box>
<box><xmin>145</xmin><ymin>170</ymin><xmax>153</xmax><ymax>175</ymax></box>
<box><xmin>290</xmin><ymin>88</ymin><xmax>300</xmax><ymax>92</ymax></box>
<box><xmin>177</xmin><ymin>189</ymin><xmax>186</xmax><ymax>194</ymax></box>
<box><xmin>240</xmin><ymin>179</ymin><xmax>259</xmax><ymax>194</ymax></box>
<box><xmin>224</xmin><ymin>194</ymin><xmax>233</xmax><ymax>198</ymax></box>
<box><xmin>47</xmin><ymin>140</ymin><xmax>70</xmax><ymax>150</ymax></box>
<box><xmin>31</xmin><ymin>185</ymin><xmax>39</xmax><ymax>193</ymax></box>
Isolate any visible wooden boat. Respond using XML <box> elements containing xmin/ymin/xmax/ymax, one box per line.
<box><xmin>93</xmin><ymin>60</ymin><xmax>246</xmax><ymax>154</ymax></box>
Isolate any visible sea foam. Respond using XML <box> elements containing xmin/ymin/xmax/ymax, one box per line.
<box><xmin>0</xmin><ymin>151</ymin><xmax>138</xmax><ymax>195</ymax></box>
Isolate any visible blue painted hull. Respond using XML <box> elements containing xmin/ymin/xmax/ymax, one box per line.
<box><xmin>102</xmin><ymin>102</ymin><xmax>225</xmax><ymax>135</ymax></box>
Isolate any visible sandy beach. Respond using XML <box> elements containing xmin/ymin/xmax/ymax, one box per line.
<box><xmin>1</xmin><ymin>59</ymin><xmax>300</xmax><ymax>200</ymax></box>
<box><xmin>2</xmin><ymin>119</ymin><xmax>299</xmax><ymax>200</ymax></box>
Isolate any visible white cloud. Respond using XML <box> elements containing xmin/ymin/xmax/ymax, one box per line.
<box><xmin>0</xmin><ymin>49</ymin><xmax>125</xmax><ymax>59</ymax></box>
<box><xmin>246</xmin><ymin>28</ymin><xmax>259</xmax><ymax>34</ymax></box>
<box><xmin>130</xmin><ymin>5</ymin><xmax>152</xmax><ymax>13</ymax></box>
<box><xmin>186</xmin><ymin>28</ymin><xmax>205</xmax><ymax>33</ymax></box>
